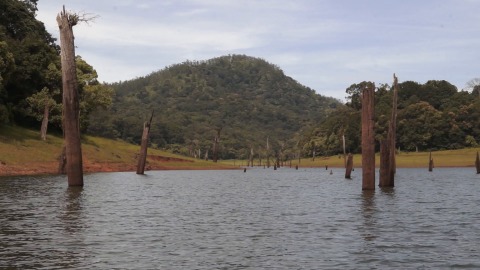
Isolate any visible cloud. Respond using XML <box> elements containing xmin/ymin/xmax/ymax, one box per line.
<box><xmin>36</xmin><ymin>0</ymin><xmax>480</xmax><ymax>100</ymax></box>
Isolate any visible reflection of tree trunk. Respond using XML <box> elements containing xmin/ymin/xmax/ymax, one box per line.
<box><xmin>361</xmin><ymin>82</ymin><xmax>375</xmax><ymax>190</ymax></box>
<box><xmin>136</xmin><ymin>110</ymin><xmax>154</xmax><ymax>174</ymax></box>
<box><xmin>57</xmin><ymin>7</ymin><xmax>83</xmax><ymax>186</ymax></box>
<box><xmin>40</xmin><ymin>101</ymin><xmax>49</xmax><ymax>141</ymax></box>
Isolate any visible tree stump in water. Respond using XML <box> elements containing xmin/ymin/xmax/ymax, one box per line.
<box><xmin>361</xmin><ymin>82</ymin><xmax>376</xmax><ymax>190</ymax></box>
<box><xmin>428</xmin><ymin>152</ymin><xmax>434</xmax><ymax>172</ymax></box>
<box><xmin>137</xmin><ymin>110</ymin><xmax>154</xmax><ymax>175</ymax></box>
<box><xmin>475</xmin><ymin>152</ymin><xmax>479</xmax><ymax>174</ymax></box>
<box><xmin>57</xmin><ymin>6</ymin><xmax>83</xmax><ymax>186</ymax></box>
<box><xmin>345</xmin><ymin>153</ymin><xmax>353</xmax><ymax>179</ymax></box>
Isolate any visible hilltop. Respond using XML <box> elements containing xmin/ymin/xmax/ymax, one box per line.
<box><xmin>87</xmin><ymin>55</ymin><xmax>341</xmax><ymax>159</ymax></box>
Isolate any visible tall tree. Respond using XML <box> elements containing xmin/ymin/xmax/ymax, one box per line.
<box><xmin>57</xmin><ymin>6</ymin><xmax>83</xmax><ymax>186</ymax></box>
<box><xmin>361</xmin><ymin>82</ymin><xmax>375</xmax><ymax>190</ymax></box>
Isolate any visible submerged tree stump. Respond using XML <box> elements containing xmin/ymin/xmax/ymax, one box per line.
<box><xmin>428</xmin><ymin>152</ymin><xmax>434</xmax><ymax>172</ymax></box>
<box><xmin>136</xmin><ymin>110</ymin><xmax>154</xmax><ymax>174</ymax></box>
<box><xmin>361</xmin><ymin>82</ymin><xmax>376</xmax><ymax>190</ymax></box>
<box><xmin>379</xmin><ymin>74</ymin><xmax>398</xmax><ymax>187</ymax></box>
<box><xmin>57</xmin><ymin>6</ymin><xmax>83</xmax><ymax>186</ymax></box>
<box><xmin>345</xmin><ymin>153</ymin><xmax>353</xmax><ymax>179</ymax></box>
<box><xmin>475</xmin><ymin>152</ymin><xmax>479</xmax><ymax>174</ymax></box>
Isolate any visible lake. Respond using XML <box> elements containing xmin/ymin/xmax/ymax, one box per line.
<box><xmin>1</xmin><ymin>167</ymin><xmax>479</xmax><ymax>269</ymax></box>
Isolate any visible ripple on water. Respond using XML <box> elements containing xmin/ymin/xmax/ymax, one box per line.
<box><xmin>0</xmin><ymin>168</ymin><xmax>479</xmax><ymax>269</ymax></box>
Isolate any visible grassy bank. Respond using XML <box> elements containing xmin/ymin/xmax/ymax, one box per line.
<box><xmin>0</xmin><ymin>125</ymin><xmax>234</xmax><ymax>176</ymax></box>
<box><xmin>1</xmin><ymin>125</ymin><xmax>479</xmax><ymax>176</ymax></box>
<box><xmin>220</xmin><ymin>148</ymin><xmax>480</xmax><ymax>168</ymax></box>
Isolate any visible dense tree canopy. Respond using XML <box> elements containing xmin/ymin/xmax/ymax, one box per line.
<box><xmin>302</xmin><ymin>79</ymin><xmax>480</xmax><ymax>156</ymax></box>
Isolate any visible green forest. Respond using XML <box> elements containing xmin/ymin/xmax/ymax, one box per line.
<box><xmin>1</xmin><ymin>0</ymin><xmax>480</xmax><ymax>161</ymax></box>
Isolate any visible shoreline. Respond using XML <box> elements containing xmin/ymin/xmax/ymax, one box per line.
<box><xmin>0</xmin><ymin>162</ymin><xmax>474</xmax><ymax>177</ymax></box>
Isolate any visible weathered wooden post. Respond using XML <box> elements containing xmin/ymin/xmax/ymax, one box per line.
<box><xmin>266</xmin><ymin>137</ymin><xmax>270</xmax><ymax>168</ymax></box>
<box><xmin>428</xmin><ymin>152</ymin><xmax>434</xmax><ymax>172</ymax></box>
<box><xmin>362</xmin><ymin>82</ymin><xmax>376</xmax><ymax>190</ymax></box>
<box><xmin>345</xmin><ymin>153</ymin><xmax>353</xmax><ymax>179</ymax></box>
<box><xmin>57</xmin><ymin>6</ymin><xmax>83</xmax><ymax>186</ymax></box>
<box><xmin>136</xmin><ymin>110</ymin><xmax>154</xmax><ymax>174</ymax></box>
<box><xmin>379</xmin><ymin>74</ymin><xmax>398</xmax><ymax>187</ymax></box>
<box><xmin>476</xmin><ymin>152</ymin><xmax>480</xmax><ymax>174</ymax></box>
<box><xmin>342</xmin><ymin>133</ymin><xmax>347</xmax><ymax>168</ymax></box>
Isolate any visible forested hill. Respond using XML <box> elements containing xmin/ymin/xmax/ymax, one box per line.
<box><xmin>87</xmin><ymin>55</ymin><xmax>341</xmax><ymax>159</ymax></box>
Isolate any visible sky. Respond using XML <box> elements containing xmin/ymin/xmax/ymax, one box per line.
<box><xmin>36</xmin><ymin>0</ymin><xmax>480</xmax><ymax>101</ymax></box>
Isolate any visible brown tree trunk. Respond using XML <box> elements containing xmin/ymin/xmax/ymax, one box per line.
<box><xmin>345</xmin><ymin>153</ymin><xmax>353</xmax><ymax>179</ymax></box>
<box><xmin>249</xmin><ymin>147</ymin><xmax>254</xmax><ymax>167</ymax></box>
<box><xmin>379</xmin><ymin>74</ymin><xmax>399</xmax><ymax>187</ymax></box>
<box><xmin>266</xmin><ymin>137</ymin><xmax>270</xmax><ymax>168</ymax></box>
<box><xmin>137</xmin><ymin>111</ymin><xmax>154</xmax><ymax>174</ymax></box>
<box><xmin>57</xmin><ymin>7</ymin><xmax>83</xmax><ymax>186</ymax></box>
<box><xmin>342</xmin><ymin>133</ymin><xmax>347</xmax><ymax>168</ymax></box>
<box><xmin>57</xmin><ymin>145</ymin><xmax>67</xmax><ymax>174</ymax></box>
<box><xmin>379</xmin><ymin>140</ymin><xmax>390</xmax><ymax>186</ymax></box>
<box><xmin>361</xmin><ymin>82</ymin><xmax>375</xmax><ymax>190</ymax></box>
<box><xmin>389</xmin><ymin>73</ymin><xmax>399</xmax><ymax>184</ymax></box>
<box><xmin>475</xmin><ymin>151</ymin><xmax>480</xmax><ymax>174</ymax></box>
<box><xmin>40</xmin><ymin>101</ymin><xmax>49</xmax><ymax>141</ymax></box>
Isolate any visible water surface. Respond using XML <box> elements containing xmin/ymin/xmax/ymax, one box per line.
<box><xmin>1</xmin><ymin>168</ymin><xmax>479</xmax><ymax>269</ymax></box>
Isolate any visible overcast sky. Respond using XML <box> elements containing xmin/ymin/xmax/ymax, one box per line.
<box><xmin>36</xmin><ymin>0</ymin><xmax>480</xmax><ymax>101</ymax></box>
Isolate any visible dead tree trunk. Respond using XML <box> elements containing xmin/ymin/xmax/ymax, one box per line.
<box><xmin>345</xmin><ymin>153</ymin><xmax>353</xmax><ymax>179</ymax></box>
<box><xmin>428</xmin><ymin>152</ymin><xmax>434</xmax><ymax>172</ymax></box>
<box><xmin>389</xmin><ymin>74</ymin><xmax>399</xmax><ymax>184</ymax></box>
<box><xmin>266</xmin><ymin>137</ymin><xmax>270</xmax><ymax>168</ymax></box>
<box><xmin>379</xmin><ymin>140</ymin><xmax>390</xmax><ymax>186</ymax></box>
<box><xmin>476</xmin><ymin>151</ymin><xmax>480</xmax><ymax>174</ymax></box>
<box><xmin>212</xmin><ymin>128</ymin><xmax>222</xmax><ymax>163</ymax></box>
<box><xmin>40</xmin><ymin>100</ymin><xmax>50</xmax><ymax>141</ymax></box>
<box><xmin>361</xmin><ymin>82</ymin><xmax>375</xmax><ymax>190</ymax></box>
<box><xmin>57</xmin><ymin>145</ymin><xmax>67</xmax><ymax>174</ymax></box>
<box><xmin>136</xmin><ymin>110</ymin><xmax>154</xmax><ymax>174</ymax></box>
<box><xmin>342</xmin><ymin>133</ymin><xmax>347</xmax><ymax>168</ymax></box>
<box><xmin>379</xmin><ymin>73</ymin><xmax>399</xmax><ymax>187</ymax></box>
<box><xmin>249</xmin><ymin>147</ymin><xmax>254</xmax><ymax>167</ymax></box>
<box><xmin>57</xmin><ymin>6</ymin><xmax>83</xmax><ymax>186</ymax></box>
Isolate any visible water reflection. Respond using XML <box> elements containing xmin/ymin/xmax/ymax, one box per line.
<box><xmin>360</xmin><ymin>190</ymin><xmax>376</xmax><ymax>242</ymax></box>
<box><xmin>61</xmin><ymin>186</ymin><xmax>85</xmax><ymax>233</ymax></box>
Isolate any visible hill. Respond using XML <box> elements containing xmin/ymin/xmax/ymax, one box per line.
<box><xmin>87</xmin><ymin>54</ymin><xmax>341</xmax><ymax>159</ymax></box>
<box><xmin>0</xmin><ymin>125</ymin><xmax>234</xmax><ymax>176</ymax></box>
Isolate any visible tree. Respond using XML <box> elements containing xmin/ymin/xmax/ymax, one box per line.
<box><xmin>0</xmin><ymin>0</ymin><xmax>59</xmax><ymax>124</ymax></box>
<box><xmin>397</xmin><ymin>102</ymin><xmax>442</xmax><ymax>151</ymax></box>
<box><xmin>24</xmin><ymin>87</ymin><xmax>60</xmax><ymax>140</ymax></box>
<box><xmin>57</xmin><ymin>6</ymin><xmax>83</xmax><ymax>186</ymax></box>
<box><xmin>346</xmin><ymin>82</ymin><xmax>370</xmax><ymax>110</ymax></box>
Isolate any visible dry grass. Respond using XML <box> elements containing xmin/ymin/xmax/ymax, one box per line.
<box><xmin>219</xmin><ymin>148</ymin><xmax>480</xmax><ymax>168</ymax></box>
<box><xmin>0</xmin><ymin>125</ymin><xmax>234</xmax><ymax>172</ymax></box>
